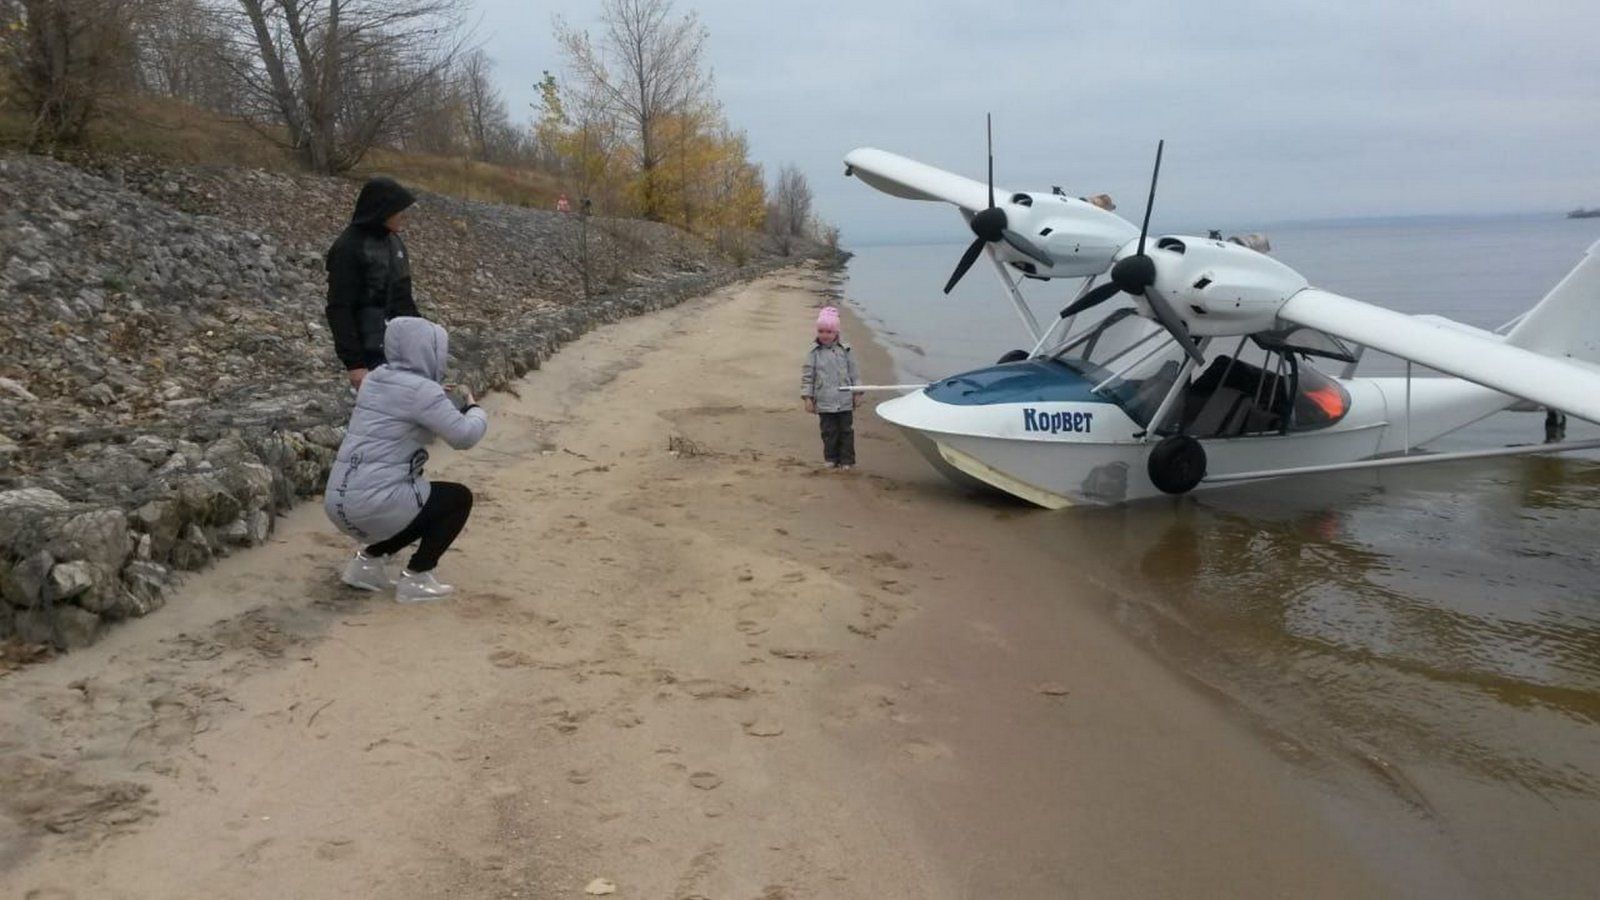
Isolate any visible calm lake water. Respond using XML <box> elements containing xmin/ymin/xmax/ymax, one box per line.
<box><xmin>843</xmin><ymin>215</ymin><xmax>1600</xmax><ymax>895</ymax></box>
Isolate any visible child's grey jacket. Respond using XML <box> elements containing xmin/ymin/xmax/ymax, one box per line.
<box><xmin>801</xmin><ymin>341</ymin><xmax>859</xmax><ymax>413</ymax></box>
<box><xmin>324</xmin><ymin>317</ymin><xmax>488</xmax><ymax>543</ymax></box>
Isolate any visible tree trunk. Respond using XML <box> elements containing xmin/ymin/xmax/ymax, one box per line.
<box><xmin>237</xmin><ymin>0</ymin><xmax>309</xmax><ymax>154</ymax></box>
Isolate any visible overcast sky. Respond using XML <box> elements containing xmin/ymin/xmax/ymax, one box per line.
<box><xmin>477</xmin><ymin>0</ymin><xmax>1600</xmax><ymax>246</ymax></box>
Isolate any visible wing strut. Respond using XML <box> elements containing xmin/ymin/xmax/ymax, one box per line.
<box><xmin>984</xmin><ymin>246</ymin><xmax>1044</xmax><ymax>343</ymax></box>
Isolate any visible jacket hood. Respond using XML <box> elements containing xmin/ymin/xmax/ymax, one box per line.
<box><xmin>383</xmin><ymin>316</ymin><xmax>449</xmax><ymax>382</ymax></box>
<box><xmin>351</xmin><ymin>176</ymin><xmax>416</xmax><ymax>228</ymax></box>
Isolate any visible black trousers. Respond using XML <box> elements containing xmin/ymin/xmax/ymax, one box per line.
<box><xmin>365</xmin><ymin>481</ymin><xmax>474</xmax><ymax>573</ymax></box>
<box><xmin>818</xmin><ymin>411</ymin><xmax>855</xmax><ymax>465</ymax></box>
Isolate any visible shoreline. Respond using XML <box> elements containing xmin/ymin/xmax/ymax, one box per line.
<box><xmin>1</xmin><ymin>264</ymin><xmax>1381</xmax><ymax>897</ymax></box>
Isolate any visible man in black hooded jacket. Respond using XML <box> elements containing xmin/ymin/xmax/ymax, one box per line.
<box><xmin>325</xmin><ymin>177</ymin><xmax>420</xmax><ymax>388</ymax></box>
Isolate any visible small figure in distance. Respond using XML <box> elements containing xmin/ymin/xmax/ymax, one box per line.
<box><xmin>325</xmin><ymin>177</ymin><xmax>420</xmax><ymax>391</ymax></box>
<box><xmin>556</xmin><ymin>193</ymin><xmax>571</xmax><ymax>213</ymax></box>
<box><xmin>800</xmin><ymin>306</ymin><xmax>861</xmax><ymax>470</ymax></box>
<box><xmin>324</xmin><ymin>317</ymin><xmax>489</xmax><ymax>603</ymax></box>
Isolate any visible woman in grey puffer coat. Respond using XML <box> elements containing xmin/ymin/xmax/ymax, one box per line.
<box><xmin>324</xmin><ymin>316</ymin><xmax>488</xmax><ymax>602</ymax></box>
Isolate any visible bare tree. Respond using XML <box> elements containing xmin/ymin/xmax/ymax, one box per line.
<box><xmin>554</xmin><ymin>0</ymin><xmax>709</xmax><ymax>221</ymax></box>
<box><xmin>220</xmin><ymin>0</ymin><xmax>467</xmax><ymax>173</ymax></box>
<box><xmin>773</xmin><ymin>164</ymin><xmax>812</xmax><ymax>237</ymax></box>
<box><xmin>1</xmin><ymin>0</ymin><xmax>141</xmax><ymax>150</ymax></box>
<box><xmin>134</xmin><ymin>0</ymin><xmax>241</xmax><ymax>113</ymax></box>
<box><xmin>766</xmin><ymin>163</ymin><xmax>812</xmax><ymax>255</ymax></box>
<box><xmin>401</xmin><ymin>64</ymin><xmax>462</xmax><ymax>154</ymax></box>
<box><xmin>458</xmin><ymin>47</ymin><xmax>506</xmax><ymax>162</ymax></box>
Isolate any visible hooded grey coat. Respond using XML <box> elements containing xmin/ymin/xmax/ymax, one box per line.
<box><xmin>801</xmin><ymin>340</ymin><xmax>859</xmax><ymax>413</ymax></box>
<box><xmin>324</xmin><ymin>317</ymin><xmax>488</xmax><ymax>544</ymax></box>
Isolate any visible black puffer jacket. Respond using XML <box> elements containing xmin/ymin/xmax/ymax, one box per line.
<box><xmin>325</xmin><ymin>177</ymin><xmax>419</xmax><ymax>370</ymax></box>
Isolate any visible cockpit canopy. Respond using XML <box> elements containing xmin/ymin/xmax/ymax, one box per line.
<box><xmin>1044</xmin><ymin>306</ymin><xmax>1353</xmax><ymax>434</ymax></box>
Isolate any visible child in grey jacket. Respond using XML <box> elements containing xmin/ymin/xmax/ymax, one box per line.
<box><xmin>800</xmin><ymin>306</ymin><xmax>861</xmax><ymax>468</ymax></box>
<box><xmin>324</xmin><ymin>317</ymin><xmax>488</xmax><ymax>602</ymax></box>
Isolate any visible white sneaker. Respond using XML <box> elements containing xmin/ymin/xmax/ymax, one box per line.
<box><xmin>341</xmin><ymin>551</ymin><xmax>395</xmax><ymax>591</ymax></box>
<box><xmin>395</xmin><ymin>569</ymin><xmax>456</xmax><ymax>603</ymax></box>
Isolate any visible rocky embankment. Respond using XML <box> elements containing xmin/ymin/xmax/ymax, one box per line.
<box><xmin>0</xmin><ymin>153</ymin><xmax>830</xmax><ymax>650</ymax></box>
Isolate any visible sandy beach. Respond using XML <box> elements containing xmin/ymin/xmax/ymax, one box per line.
<box><xmin>0</xmin><ymin>264</ymin><xmax>1384</xmax><ymax>898</ymax></box>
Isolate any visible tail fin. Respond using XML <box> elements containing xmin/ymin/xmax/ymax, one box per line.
<box><xmin>1506</xmin><ymin>238</ymin><xmax>1600</xmax><ymax>362</ymax></box>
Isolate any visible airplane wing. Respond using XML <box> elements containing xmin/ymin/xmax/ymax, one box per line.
<box><xmin>1278</xmin><ymin>288</ymin><xmax>1600</xmax><ymax>424</ymax></box>
<box><xmin>844</xmin><ymin>148</ymin><xmax>997</xmax><ymax>212</ymax></box>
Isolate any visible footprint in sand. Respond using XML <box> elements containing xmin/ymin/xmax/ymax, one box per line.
<box><xmin>487</xmin><ymin>649</ymin><xmax>535</xmax><ymax>669</ymax></box>
<box><xmin>847</xmin><ymin>597</ymin><xmax>901</xmax><ymax>639</ymax></box>
<box><xmin>902</xmin><ymin>738</ymin><xmax>953</xmax><ymax>763</ymax></box>
<box><xmin>741</xmin><ymin>718</ymin><xmax>785</xmax><ymax>737</ymax></box>
<box><xmin>312</xmin><ymin>837</ymin><xmax>357</xmax><ymax>861</ymax></box>
<box><xmin>864</xmin><ymin>551</ymin><xmax>912</xmax><ymax>570</ymax></box>
<box><xmin>678</xmin><ymin>679</ymin><xmax>753</xmax><ymax>701</ymax></box>
<box><xmin>768</xmin><ymin>647</ymin><xmax>828</xmax><ymax>661</ymax></box>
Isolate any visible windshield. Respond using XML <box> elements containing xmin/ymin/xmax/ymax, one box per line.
<box><xmin>1048</xmin><ymin>308</ymin><xmax>1186</xmax><ymax>426</ymax></box>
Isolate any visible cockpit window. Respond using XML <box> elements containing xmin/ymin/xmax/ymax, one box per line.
<box><xmin>1292</xmin><ymin>363</ymin><xmax>1351</xmax><ymax>429</ymax></box>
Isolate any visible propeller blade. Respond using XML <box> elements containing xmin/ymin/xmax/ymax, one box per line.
<box><xmin>1060</xmin><ymin>281</ymin><xmax>1122</xmax><ymax>318</ymax></box>
<box><xmin>986</xmin><ymin>113</ymin><xmax>995</xmax><ymax>210</ymax></box>
<box><xmin>1144</xmin><ymin>289</ymin><xmax>1205</xmax><ymax>365</ymax></box>
<box><xmin>1137</xmin><ymin>139</ymin><xmax>1164</xmax><ymax>257</ymax></box>
<box><xmin>1001</xmin><ymin>229</ymin><xmax>1052</xmax><ymax>266</ymax></box>
<box><xmin>943</xmin><ymin>237</ymin><xmax>986</xmax><ymax>294</ymax></box>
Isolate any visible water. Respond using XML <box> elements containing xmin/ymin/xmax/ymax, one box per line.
<box><xmin>842</xmin><ymin>215</ymin><xmax>1600</xmax><ymax>892</ymax></box>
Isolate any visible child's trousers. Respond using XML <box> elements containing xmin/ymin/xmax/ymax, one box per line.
<box><xmin>818</xmin><ymin>411</ymin><xmax>855</xmax><ymax>465</ymax></box>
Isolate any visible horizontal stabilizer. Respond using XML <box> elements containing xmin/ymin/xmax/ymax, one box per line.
<box><xmin>1279</xmin><ymin>288</ymin><xmax>1600</xmax><ymax>424</ymax></box>
<box><xmin>844</xmin><ymin>148</ymin><xmax>995</xmax><ymax>212</ymax></box>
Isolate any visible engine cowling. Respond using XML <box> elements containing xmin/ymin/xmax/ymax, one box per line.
<box><xmin>1145</xmin><ymin>236</ymin><xmax>1309</xmax><ymax>337</ymax></box>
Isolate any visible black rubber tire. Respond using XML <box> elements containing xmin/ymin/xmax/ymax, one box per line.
<box><xmin>1147</xmin><ymin>435</ymin><xmax>1206</xmax><ymax>495</ymax></box>
<box><xmin>996</xmin><ymin>349</ymin><xmax>1030</xmax><ymax>364</ymax></box>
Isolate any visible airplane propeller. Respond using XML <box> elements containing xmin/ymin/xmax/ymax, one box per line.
<box><xmin>1058</xmin><ymin>140</ymin><xmax>1205</xmax><ymax>365</ymax></box>
<box><xmin>942</xmin><ymin>114</ymin><xmax>1053</xmax><ymax>294</ymax></box>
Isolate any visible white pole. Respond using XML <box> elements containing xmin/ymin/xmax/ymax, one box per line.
<box><xmin>1404</xmin><ymin>360</ymin><xmax>1413</xmax><ymax>455</ymax></box>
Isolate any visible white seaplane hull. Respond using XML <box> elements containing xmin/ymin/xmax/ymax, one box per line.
<box><xmin>877</xmin><ymin>377</ymin><xmax>1514</xmax><ymax>508</ymax></box>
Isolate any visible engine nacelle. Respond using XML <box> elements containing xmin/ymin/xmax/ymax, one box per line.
<box><xmin>998</xmin><ymin>192</ymin><xmax>1139</xmax><ymax>278</ymax></box>
<box><xmin>1146</xmin><ymin>235</ymin><xmax>1309</xmax><ymax>337</ymax></box>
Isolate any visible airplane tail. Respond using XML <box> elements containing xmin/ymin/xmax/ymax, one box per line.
<box><xmin>1505</xmin><ymin>238</ymin><xmax>1600</xmax><ymax>363</ymax></box>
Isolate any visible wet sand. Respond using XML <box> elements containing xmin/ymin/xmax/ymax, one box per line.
<box><xmin>0</xmin><ymin>264</ymin><xmax>1385</xmax><ymax>897</ymax></box>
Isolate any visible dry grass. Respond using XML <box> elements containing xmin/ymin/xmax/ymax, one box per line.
<box><xmin>0</xmin><ymin>94</ymin><xmax>293</xmax><ymax>169</ymax></box>
<box><xmin>358</xmin><ymin>149</ymin><xmax>561</xmax><ymax>210</ymax></box>
<box><xmin>1</xmin><ymin>94</ymin><xmax>562</xmax><ymax>209</ymax></box>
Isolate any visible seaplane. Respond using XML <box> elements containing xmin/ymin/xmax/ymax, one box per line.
<box><xmin>842</xmin><ymin>122</ymin><xmax>1600</xmax><ymax>508</ymax></box>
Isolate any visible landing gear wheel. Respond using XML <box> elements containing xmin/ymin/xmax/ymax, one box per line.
<box><xmin>1148</xmin><ymin>435</ymin><xmax>1206</xmax><ymax>495</ymax></box>
<box><xmin>996</xmin><ymin>349</ymin><xmax>1029</xmax><ymax>364</ymax></box>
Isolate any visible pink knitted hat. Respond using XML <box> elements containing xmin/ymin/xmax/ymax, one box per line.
<box><xmin>816</xmin><ymin>306</ymin><xmax>841</xmax><ymax>331</ymax></box>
